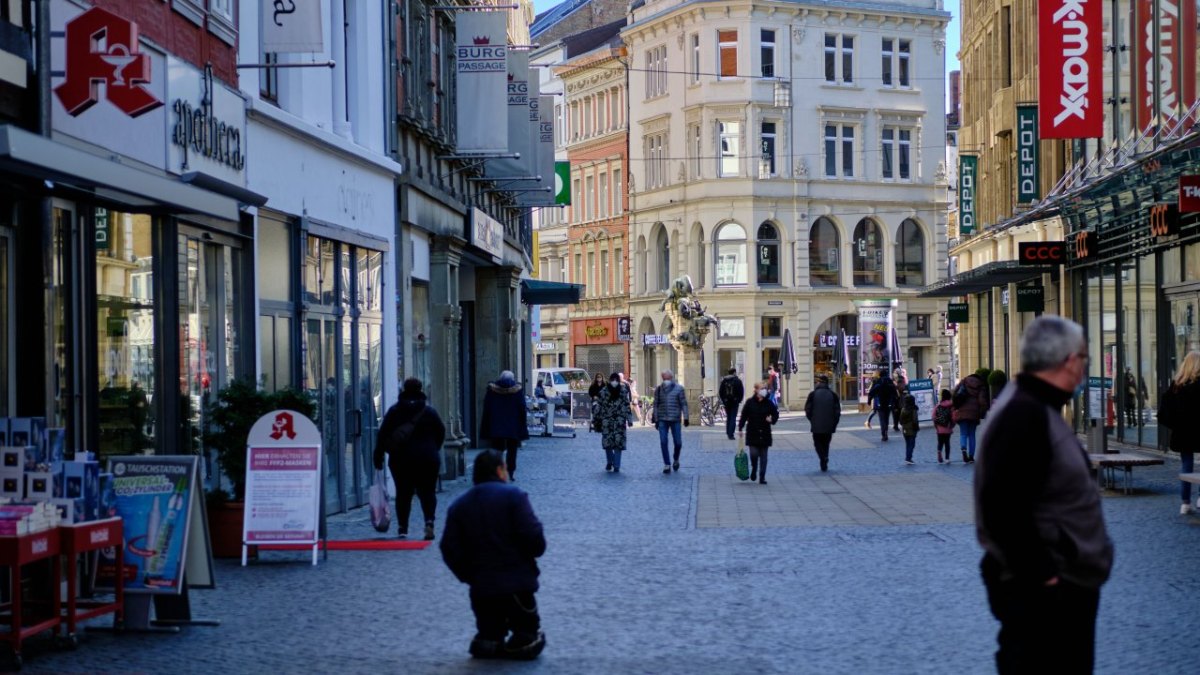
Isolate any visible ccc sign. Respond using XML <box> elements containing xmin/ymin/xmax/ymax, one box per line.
<box><xmin>1149</xmin><ymin>203</ymin><xmax>1179</xmax><ymax>239</ymax></box>
<box><xmin>1073</xmin><ymin>231</ymin><xmax>1096</xmax><ymax>260</ymax></box>
<box><xmin>1018</xmin><ymin>241</ymin><xmax>1067</xmax><ymax>265</ymax></box>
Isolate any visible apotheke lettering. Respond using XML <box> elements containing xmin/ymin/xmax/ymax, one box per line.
<box><xmin>172</xmin><ymin>99</ymin><xmax>245</xmax><ymax>171</ymax></box>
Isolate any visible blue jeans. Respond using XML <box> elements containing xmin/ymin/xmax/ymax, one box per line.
<box><xmin>658</xmin><ymin>420</ymin><xmax>682</xmax><ymax>465</ymax></box>
<box><xmin>605</xmin><ymin>447</ymin><xmax>622</xmax><ymax>470</ymax></box>
<box><xmin>724</xmin><ymin>404</ymin><xmax>738</xmax><ymax>438</ymax></box>
<box><xmin>960</xmin><ymin>421</ymin><xmax>979</xmax><ymax>458</ymax></box>
<box><xmin>1182</xmin><ymin>452</ymin><xmax>1195</xmax><ymax>503</ymax></box>
<box><xmin>904</xmin><ymin>435</ymin><xmax>917</xmax><ymax>461</ymax></box>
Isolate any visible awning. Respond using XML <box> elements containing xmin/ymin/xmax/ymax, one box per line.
<box><xmin>521</xmin><ymin>278</ymin><xmax>584</xmax><ymax>305</ymax></box>
<box><xmin>0</xmin><ymin>125</ymin><xmax>244</xmax><ymax>221</ymax></box>
<box><xmin>919</xmin><ymin>260</ymin><xmax>1057</xmax><ymax>297</ymax></box>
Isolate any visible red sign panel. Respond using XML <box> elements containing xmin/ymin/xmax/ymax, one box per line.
<box><xmin>1038</xmin><ymin>0</ymin><xmax>1104</xmax><ymax>138</ymax></box>
<box><xmin>1136</xmin><ymin>0</ymin><xmax>1198</xmax><ymax>133</ymax></box>
<box><xmin>1018</xmin><ymin>241</ymin><xmax>1068</xmax><ymax>265</ymax></box>
<box><xmin>1180</xmin><ymin>175</ymin><xmax>1200</xmax><ymax>212</ymax></box>
<box><xmin>53</xmin><ymin>7</ymin><xmax>162</xmax><ymax>118</ymax></box>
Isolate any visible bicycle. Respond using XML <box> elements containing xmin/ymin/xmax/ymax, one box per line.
<box><xmin>639</xmin><ymin>396</ymin><xmax>654</xmax><ymax>426</ymax></box>
<box><xmin>698</xmin><ymin>395</ymin><xmax>727</xmax><ymax>427</ymax></box>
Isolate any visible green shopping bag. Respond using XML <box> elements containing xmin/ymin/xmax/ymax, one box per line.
<box><xmin>734</xmin><ymin>436</ymin><xmax>749</xmax><ymax>481</ymax></box>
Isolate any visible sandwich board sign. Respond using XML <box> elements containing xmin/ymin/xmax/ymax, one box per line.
<box><xmin>243</xmin><ymin>410</ymin><xmax>322</xmax><ymax>565</ymax></box>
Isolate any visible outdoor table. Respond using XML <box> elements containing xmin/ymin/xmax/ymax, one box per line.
<box><xmin>1088</xmin><ymin>453</ymin><xmax>1165</xmax><ymax>495</ymax></box>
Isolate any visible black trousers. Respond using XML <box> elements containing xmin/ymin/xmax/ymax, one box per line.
<box><xmin>877</xmin><ymin>408</ymin><xmax>892</xmax><ymax>438</ymax></box>
<box><xmin>491</xmin><ymin>438</ymin><xmax>521</xmax><ymax>477</ymax></box>
<box><xmin>470</xmin><ymin>590</ymin><xmax>541</xmax><ymax>642</ymax></box>
<box><xmin>812</xmin><ymin>433</ymin><xmax>832</xmax><ymax>466</ymax></box>
<box><xmin>984</xmin><ymin>572</ymin><xmax>1100</xmax><ymax>675</ymax></box>
<box><xmin>390</xmin><ymin>457</ymin><xmax>438</xmax><ymax>534</ymax></box>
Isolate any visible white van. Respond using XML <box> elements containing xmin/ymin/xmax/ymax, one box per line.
<box><xmin>531</xmin><ymin>367</ymin><xmax>591</xmax><ymax>400</ymax></box>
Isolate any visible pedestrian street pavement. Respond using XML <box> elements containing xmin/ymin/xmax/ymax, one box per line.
<box><xmin>20</xmin><ymin>413</ymin><xmax>1200</xmax><ymax>674</ymax></box>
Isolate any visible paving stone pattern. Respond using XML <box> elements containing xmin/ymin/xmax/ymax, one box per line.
<box><xmin>18</xmin><ymin>413</ymin><xmax>1200</xmax><ymax>674</ymax></box>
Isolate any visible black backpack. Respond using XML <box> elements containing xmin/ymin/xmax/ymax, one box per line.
<box><xmin>719</xmin><ymin>377</ymin><xmax>735</xmax><ymax>403</ymax></box>
<box><xmin>933</xmin><ymin>404</ymin><xmax>953</xmax><ymax>428</ymax></box>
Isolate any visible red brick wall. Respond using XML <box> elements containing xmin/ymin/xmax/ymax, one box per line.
<box><xmin>91</xmin><ymin>0</ymin><xmax>238</xmax><ymax>86</ymax></box>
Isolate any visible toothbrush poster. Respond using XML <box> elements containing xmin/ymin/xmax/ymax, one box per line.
<box><xmin>96</xmin><ymin>456</ymin><xmax>199</xmax><ymax>593</ymax></box>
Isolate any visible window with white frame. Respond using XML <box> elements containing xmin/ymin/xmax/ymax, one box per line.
<box><xmin>715</xmin><ymin>222</ymin><xmax>748</xmax><ymax>285</ymax></box>
<box><xmin>612</xmin><ymin>168</ymin><xmax>622</xmax><ymax>214</ymax></box>
<box><xmin>718</xmin><ymin>30</ymin><xmax>738</xmax><ymax>78</ymax></box>
<box><xmin>760</xmin><ymin>29</ymin><xmax>776</xmax><ymax>78</ymax></box>
<box><xmin>824</xmin><ymin>124</ymin><xmax>856</xmax><ymax>178</ymax></box>
<box><xmin>570</xmin><ymin>102</ymin><xmax>580</xmax><ymax>140</ymax></box>
<box><xmin>615</xmin><ymin>246</ymin><xmax>623</xmax><ymax>291</ymax></box>
<box><xmin>587</xmin><ymin>250</ymin><xmax>596</xmax><ymax>296</ymax></box>
<box><xmin>882</xmin><ymin>38</ymin><xmax>911</xmax><ymax>88</ymax></box>
<box><xmin>691</xmin><ymin>34</ymin><xmax>701</xmax><ymax>83</ymax></box>
<box><xmin>597</xmin><ymin>93</ymin><xmax>606</xmax><ymax>133</ymax></box>
<box><xmin>572</xmin><ymin>178</ymin><xmax>581</xmax><ymax>219</ymax></box>
<box><xmin>555</xmin><ymin>104</ymin><xmax>564</xmax><ymax>146</ymax></box>
<box><xmin>646</xmin><ymin>45</ymin><xmax>668</xmax><ymax>98</ymax></box>
<box><xmin>718</xmin><ymin>120</ymin><xmax>741</xmax><ymax>177</ymax></box>
<box><xmin>585</xmin><ymin>175</ymin><xmax>595</xmax><ymax>220</ymax></box>
<box><xmin>599</xmin><ymin>173</ymin><xmax>609</xmax><ymax>219</ymax></box>
<box><xmin>601</xmin><ymin>249</ymin><xmax>610</xmax><ymax>294</ymax></box>
<box><xmin>760</xmin><ymin>121</ymin><xmax>777</xmax><ymax>176</ymax></box>
<box><xmin>610</xmin><ymin>88</ymin><xmax>621</xmax><ymax>125</ymax></box>
<box><xmin>210</xmin><ymin>0</ymin><xmax>235</xmax><ymax>23</ymax></box>
<box><xmin>688</xmin><ymin>123</ymin><xmax>702</xmax><ymax>178</ymax></box>
<box><xmin>574</xmin><ymin>252</ymin><xmax>582</xmax><ymax>286</ymax></box>
<box><xmin>645</xmin><ymin>134</ymin><xmax>667</xmax><ymax>188</ymax></box>
<box><xmin>824</xmin><ymin>34</ymin><xmax>854</xmax><ymax>84</ymax></box>
<box><xmin>881</xmin><ymin>127</ymin><xmax>913</xmax><ymax>180</ymax></box>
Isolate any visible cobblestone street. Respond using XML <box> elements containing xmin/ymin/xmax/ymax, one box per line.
<box><xmin>21</xmin><ymin>413</ymin><xmax>1200</xmax><ymax>674</ymax></box>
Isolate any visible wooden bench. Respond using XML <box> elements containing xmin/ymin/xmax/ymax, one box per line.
<box><xmin>1088</xmin><ymin>453</ymin><xmax>1165</xmax><ymax>495</ymax></box>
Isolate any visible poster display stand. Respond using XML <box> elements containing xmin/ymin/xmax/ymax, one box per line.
<box><xmin>907</xmin><ymin>378</ymin><xmax>936</xmax><ymax>422</ymax></box>
<box><xmin>242</xmin><ymin>410</ymin><xmax>323</xmax><ymax>566</ymax></box>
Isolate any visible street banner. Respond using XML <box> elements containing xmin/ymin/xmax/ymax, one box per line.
<box><xmin>243</xmin><ymin>410</ymin><xmax>322</xmax><ymax>565</ymax></box>
<box><xmin>554</xmin><ymin>161</ymin><xmax>571</xmax><ymax>205</ymax></box>
<box><xmin>263</xmin><ymin>0</ymin><xmax>324</xmax><ymax>53</ymax></box>
<box><xmin>1135</xmin><ymin>0</ymin><xmax>1197</xmax><ymax>132</ymax></box>
<box><xmin>1016</xmin><ymin>105</ymin><xmax>1039</xmax><ymax>203</ymax></box>
<box><xmin>908</xmin><ymin>378</ymin><xmax>936</xmax><ymax>422</ymax></box>
<box><xmin>487</xmin><ymin>51</ymin><xmax>534</xmax><ymax>179</ymax></box>
<box><xmin>455</xmin><ymin>12</ymin><xmax>508</xmax><ymax>154</ymax></box>
<box><xmin>520</xmin><ymin>94</ymin><xmax>557</xmax><ymax>206</ymax></box>
<box><xmin>959</xmin><ymin>156</ymin><xmax>977</xmax><ymax>235</ymax></box>
<box><xmin>1180</xmin><ymin>175</ymin><xmax>1200</xmax><ymax>212</ymax></box>
<box><xmin>856</xmin><ymin>300</ymin><xmax>896</xmax><ymax>402</ymax></box>
<box><xmin>98</xmin><ymin>455</ymin><xmax>206</xmax><ymax>594</ymax></box>
<box><xmin>1038</xmin><ymin>0</ymin><xmax>1103</xmax><ymax>138</ymax></box>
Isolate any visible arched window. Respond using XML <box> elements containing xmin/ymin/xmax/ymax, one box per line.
<box><xmin>756</xmin><ymin>222</ymin><xmax>780</xmax><ymax>285</ymax></box>
<box><xmin>852</xmin><ymin>218</ymin><xmax>884</xmax><ymax>286</ymax></box>
<box><xmin>895</xmin><ymin>219</ymin><xmax>925</xmax><ymax>286</ymax></box>
<box><xmin>655</xmin><ymin>228</ymin><xmax>670</xmax><ymax>291</ymax></box>
<box><xmin>809</xmin><ymin>218</ymin><xmax>840</xmax><ymax>286</ymax></box>
<box><xmin>714</xmin><ymin>222</ymin><xmax>747</xmax><ymax>285</ymax></box>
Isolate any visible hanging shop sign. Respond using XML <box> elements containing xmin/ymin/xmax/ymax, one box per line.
<box><xmin>167</xmin><ymin>58</ymin><xmax>246</xmax><ymax>181</ymax></box>
<box><xmin>1016</xmin><ymin>105</ymin><xmax>1040</xmax><ymax>203</ymax></box>
<box><xmin>54</xmin><ymin>6</ymin><xmax>162</xmax><ymax>118</ymax></box>
<box><xmin>1072</xmin><ymin>230</ymin><xmax>1097</xmax><ymax>260</ymax></box>
<box><xmin>455</xmin><ymin>12</ymin><xmax>509</xmax><ymax>154</ymax></box>
<box><xmin>1038</xmin><ymin>0</ymin><xmax>1103</xmax><ymax>138</ymax></box>
<box><xmin>1135</xmin><ymin>0</ymin><xmax>1197</xmax><ymax>133</ymax></box>
<box><xmin>470</xmin><ymin>208</ymin><xmax>504</xmax><ymax>260</ymax></box>
<box><xmin>642</xmin><ymin>334</ymin><xmax>670</xmax><ymax>346</ymax></box>
<box><xmin>262</xmin><ymin>0</ymin><xmax>325</xmax><ymax>53</ymax></box>
<box><xmin>1181</xmin><ymin>176</ymin><xmax>1200</xmax><ymax>212</ymax></box>
<box><xmin>947</xmin><ymin>302</ymin><xmax>969</xmax><ymax>323</ymax></box>
<box><xmin>959</xmin><ymin>156</ymin><xmax>977</xmax><ymax>235</ymax></box>
<box><xmin>243</xmin><ymin>411</ymin><xmax>323</xmax><ymax>565</ymax></box>
<box><xmin>585</xmin><ymin>324</ymin><xmax>609</xmax><ymax>339</ymax></box>
<box><xmin>554</xmin><ymin>161</ymin><xmax>571</xmax><ymax>205</ymax></box>
<box><xmin>1149</xmin><ymin>202</ymin><xmax>1180</xmax><ymax>240</ymax></box>
<box><xmin>1018</xmin><ymin>241</ymin><xmax>1067</xmax><ymax>264</ymax></box>
<box><xmin>488</xmin><ymin>52</ymin><xmax>535</xmax><ymax>180</ymax></box>
<box><xmin>1016</xmin><ymin>286</ymin><xmax>1046</xmax><ymax>313</ymax></box>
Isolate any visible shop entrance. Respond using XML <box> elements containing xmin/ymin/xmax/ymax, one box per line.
<box><xmin>813</xmin><ymin>313</ymin><xmax>858</xmax><ymax>401</ymax></box>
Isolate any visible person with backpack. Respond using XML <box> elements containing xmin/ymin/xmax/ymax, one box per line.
<box><xmin>1158</xmin><ymin>350</ymin><xmax>1200</xmax><ymax>515</ymax></box>
<box><xmin>719</xmin><ymin>368</ymin><xmax>745</xmax><ymax>440</ymax></box>
<box><xmin>899</xmin><ymin>394</ymin><xmax>920</xmax><ymax>465</ymax></box>
<box><xmin>480</xmin><ymin>370</ymin><xmax>531</xmax><ymax>479</ymax></box>
<box><xmin>952</xmin><ymin>371</ymin><xmax>990</xmax><ymax>463</ymax></box>
<box><xmin>804</xmin><ymin>374</ymin><xmax>842</xmax><ymax>472</ymax></box>
<box><xmin>867</xmin><ymin>372</ymin><xmax>900</xmax><ymax>442</ymax></box>
<box><xmin>375</xmin><ymin>378</ymin><xmax>447</xmax><ymax>540</ymax></box>
<box><xmin>933</xmin><ymin>389</ymin><xmax>956</xmax><ymax>464</ymax></box>
<box><xmin>652</xmin><ymin>369</ymin><xmax>690</xmax><ymax>474</ymax></box>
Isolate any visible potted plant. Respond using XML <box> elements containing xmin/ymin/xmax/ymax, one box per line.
<box><xmin>203</xmin><ymin>380</ymin><xmax>316</xmax><ymax>557</ymax></box>
<box><xmin>987</xmin><ymin>369</ymin><xmax>1008</xmax><ymax>400</ymax></box>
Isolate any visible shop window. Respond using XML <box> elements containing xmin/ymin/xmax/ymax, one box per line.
<box><xmin>412</xmin><ymin>281</ymin><xmax>431</xmax><ymax>388</ymax></box>
<box><xmin>907</xmin><ymin>314</ymin><xmax>930</xmax><ymax>338</ymax></box>
<box><xmin>720</xmin><ymin>318</ymin><xmax>745</xmax><ymax>338</ymax></box>
<box><xmin>852</xmin><ymin>218</ymin><xmax>884</xmax><ymax>286</ymax></box>
<box><xmin>757</xmin><ymin>222</ymin><xmax>780</xmax><ymax>285</ymax></box>
<box><xmin>809</xmin><ymin>217</ymin><xmax>840</xmax><ymax>286</ymax></box>
<box><xmin>761</xmin><ymin>316</ymin><xmax>782</xmax><ymax>338</ymax></box>
<box><xmin>715</xmin><ymin>222</ymin><xmax>748</xmax><ymax>285</ymax></box>
<box><xmin>895</xmin><ymin>219</ymin><xmax>925</xmax><ymax>286</ymax></box>
<box><xmin>304</xmin><ymin>238</ymin><xmax>336</xmax><ymax>306</ymax></box>
<box><xmin>259</xmin><ymin>217</ymin><xmax>291</xmax><ymax>302</ymax></box>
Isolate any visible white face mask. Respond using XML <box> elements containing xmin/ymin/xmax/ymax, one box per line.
<box><xmin>610</xmin><ymin>380</ymin><xmax>619</xmax><ymax>388</ymax></box>
<box><xmin>757</xmin><ymin>388</ymin><xmax>769</xmax><ymax>398</ymax></box>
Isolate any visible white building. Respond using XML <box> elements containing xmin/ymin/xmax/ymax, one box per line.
<box><xmin>623</xmin><ymin>0</ymin><xmax>951</xmax><ymax>406</ymax></box>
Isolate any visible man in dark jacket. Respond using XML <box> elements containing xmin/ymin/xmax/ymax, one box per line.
<box><xmin>804</xmin><ymin>374</ymin><xmax>842</xmax><ymax>472</ymax></box>
<box><xmin>375</xmin><ymin>378</ymin><xmax>447</xmax><ymax>540</ymax></box>
<box><xmin>975</xmin><ymin>316</ymin><xmax>1113</xmax><ymax>674</ymax></box>
<box><xmin>441</xmin><ymin>450</ymin><xmax>547</xmax><ymax>660</ymax></box>
<box><xmin>718</xmin><ymin>367</ymin><xmax>745</xmax><ymax>440</ymax></box>
<box><xmin>867</xmin><ymin>373</ymin><xmax>899</xmax><ymax>441</ymax></box>
<box><xmin>479</xmin><ymin>370</ymin><xmax>531</xmax><ymax>479</ymax></box>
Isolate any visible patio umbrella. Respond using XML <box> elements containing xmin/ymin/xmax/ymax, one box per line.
<box><xmin>700</xmin><ymin>348</ymin><xmax>706</xmax><ymax>380</ymax></box>
<box><xmin>889</xmin><ymin>322</ymin><xmax>903</xmax><ymax>372</ymax></box>
<box><xmin>781</xmin><ymin>328</ymin><xmax>797</xmax><ymax>380</ymax></box>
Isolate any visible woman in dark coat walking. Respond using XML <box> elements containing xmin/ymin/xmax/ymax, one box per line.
<box><xmin>738</xmin><ymin>381</ymin><xmax>780</xmax><ymax>484</ymax></box>
<box><xmin>1159</xmin><ymin>351</ymin><xmax>1200</xmax><ymax>515</ymax></box>
<box><xmin>375</xmin><ymin>378</ymin><xmax>447</xmax><ymax>540</ymax></box>
<box><xmin>480</xmin><ymin>370</ymin><xmax>531</xmax><ymax>479</ymax></box>
<box><xmin>594</xmin><ymin>373</ymin><xmax>633</xmax><ymax>472</ymax></box>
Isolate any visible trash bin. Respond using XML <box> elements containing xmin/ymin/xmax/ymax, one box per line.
<box><xmin>1087</xmin><ymin>418</ymin><xmax>1108</xmax><ymax>454</ymax></box>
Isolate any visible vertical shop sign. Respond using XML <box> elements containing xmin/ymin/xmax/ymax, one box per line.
<box><xmin>855</xmin><ymin>300</ymin><xmax>896</xmax><ymax>402</ymax></box>
<box><xmin>1038</xmin><ymin>0</ymin><xmax>1104</xmax><ymax>138</ymax></box>
<box><xmin>487</xmin><ymin>51</ymin><xmax>533</xmax><ymax>179</ymax></box>
<box><xmin>1016</xmin><ymin>105</ymin><xmax>1040</xmax><ymax>203</ymax></box>
<box><xmin>1136</xmin><ymin>0</ymin><xmax>1198</xmax><ymax>132</ymax></box>
<box><xmin>455</xmin><ymin>12</ymin><xmax>509</xmax><ymax>154</ymax></box>
<box><xmin>959</xmin><ymin>156</ymin><xmax>977</xmax><ymax>235</ymax></box>
<box><xmin>1180</xmin><ymin>175</ymin><xmax>1200</xmax><ymax>212</ymax></box>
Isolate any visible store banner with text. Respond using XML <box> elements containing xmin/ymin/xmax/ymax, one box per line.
<box><xmin>262</xmin><ymin>0</ymin><xmax>324</xmax><ymax>53</ymax></box>
<box><xmin>856</xmin><ymin>300</ymin><xmax>895</xmax><ymax>402</ymax></box>
<box><xmin>487</xmin><ymin>51</ymin><xmax>533</xmax><ymax>179</ymax></box>
<box><xmin>520</xmin><ymin>94</ymin><xmax>557</xmax><ymax>206</ymax></box>
<box><xmin>1038</xmin><ymin>0</ymin><xmax>1103</xmax><ymax>138</ymax></box>
<box><xmin>1135</xmin><ymin>0</ymin><xmax>1197</xmax><ymax>132</ymax></box>
<box><xmin>959</xmin><ymin>156</ymin><xmax>977</xmax><ymax>235</ymax></box>
<box><xmin>1016</xmin><ymin>105</ymin><xmax>1040</xmax><ymax>203</ymax></box>
<box><xmin>243</xmin><ymin>411</ymin><xmax>322</xmax><ymax>552</ymax></box>
<box><xmin>455</xmin><ymin>12</ymin><xmax>508</xmax><ymax>154</ymax></box>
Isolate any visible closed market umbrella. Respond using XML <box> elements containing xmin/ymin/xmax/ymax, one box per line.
<box><xmin>889</xmin><ymin>323</ymin><xmax>903</xmax><ymax>372</ymax></box>
<box><xmin>781</xmin><ymin>328</ymin><xmax>797</xmax><ymax>380</ymax></box>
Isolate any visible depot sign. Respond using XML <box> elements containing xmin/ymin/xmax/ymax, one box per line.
<box><xmin>1018</xmin><ymin>241</ymin><xmax>1067</xmax><ymax>265</ymax></box>
<box><xmin>1038</xmin><ymin>0</ymin><xmax>1103</xmax><ymax>138</ymax></box>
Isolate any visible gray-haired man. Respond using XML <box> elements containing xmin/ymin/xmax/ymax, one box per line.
<box><xmin>975</xmin><ymin>316</ymin><xmax>1113</xmax><ymax>674</ymax></box>
<box><xmin>652</xmin><ymin>370</ymin><xmax>689</xmax><ymax>474</ymax></box>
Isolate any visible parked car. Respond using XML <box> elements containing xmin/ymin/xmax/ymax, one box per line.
<box><xmin>531</xmin><ymin>367</ymin><xmax>592</xmax><ymax>401</ymax></box>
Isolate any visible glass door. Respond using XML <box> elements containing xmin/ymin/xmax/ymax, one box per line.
<box><xmin>307</xmin><ymin>315</ymin><xmax>342</xmax><ymax>515</ymax></box>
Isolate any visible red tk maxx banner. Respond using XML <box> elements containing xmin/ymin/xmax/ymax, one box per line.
<box><xmin>1135</xmin><ymin>0</ymin><xmax>1198</xmax><ymax>133</ymax></box>
<box><xmin>1180</xmin><ymin>176</ymin><xmax>1200</xmax><ymax>213</ymax></box>
<box><xmin>1038</xmin><ymin>0</ymin><xmax>1104</xmax><ymax>139</ymax></box>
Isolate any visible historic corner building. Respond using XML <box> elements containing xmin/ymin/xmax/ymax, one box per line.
<box><xmin>622</xmin><ymin>0</ymin><xmax>951</xmax><ymax>407</ymax></box>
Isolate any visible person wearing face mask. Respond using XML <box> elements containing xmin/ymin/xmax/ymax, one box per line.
<box><xmin>652</xmin><ymin>370</ymin><xmax>690</xmax><ymax>474</ymax></box>
<box><xmin>594</xmin><ymin>372</ymin><xmax>633</xmax><ymax>472</ymax></box>
<box><xmin>738</xmin><ymin>381</ymin><xmax>780</xmax><ymax>484</ymax></box>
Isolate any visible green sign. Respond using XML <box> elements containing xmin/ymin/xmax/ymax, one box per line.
<box><xmin>95</xmin><ymin>208</ymin><xmax>110</xmax><ymax>251</ymax></box>
<box><xmin>1016</xmin><ymin>286</ymin><xmax>1045</xmax><ymax>313</ymax></box>
<box><xmin>947</xmin><ymin>302</ymin><xmax>969</xmax><ymax>323</ymax></box>
<box><xmin>959</xmin><ymin>156</ymin><xmax>977</xmax><ymax>235</ymax></box>
<box><xmin>554</xmin><ymin>161</ymin><xmax>571</xmax><ymax>205</ymax></box>
<box><xmin>1017</xmin><ymin>105</ymin><xmax>1039</xmax><ymax>204</ymax></box>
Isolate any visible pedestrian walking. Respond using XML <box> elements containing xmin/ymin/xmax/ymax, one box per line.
<box><xmin>975</xmin><ymin>316</ymin><xmax>1112</xmax><ymax>674</ymax></box>
<box><xmin>867</xmin><ymin>372</ymin><xmax>899</xmax><ymax>441</ymax></box>
<box><xmin>804</xmin><ymin>374</ymin><xmax>841</xmax><ymax>472</ymax></box>
<box><xmin>739</xmin><ymin>382</ymin><xmax>779</xmax><ymax>483</ymax></box>
<box><xmin>863</xmin><ymin>373</ymin><xmax>882</xmax><ymax>429</ymax></box>
<box><xmin>892</xmin><ymin>366</ymin><xmax>908</xmax><ymax>432</ymax></box>
<box><xmin>441</xmin><ymin>450</ymin><xmax>547</xmax><ymax>661</ymax></box>
<box><xmin>933</xmin><ymin>389</ymin><xmax>955</xmax><ymax>464</ymax></box>
<box><xmin>652</xmin><ymin>369</ymin><xmax>690</xmax><ymax>474</ymax></box>
<box><xmin>479</xmin><ymin>370</ymin><xmax>531</xmax><ymax>479</ymax></box>
<box><xmin>952</xmin><ymin>370</ymin><xmax>990</xmax><ymax>463</ymax></box>
<box><xmin>374</xmin><ymin>378</ymin><xmax>447</xmax><ymax>540</ymax></box>
<box><xmin>719</xmin><ymin>367</ymin><xmax>745</xmax><ymax>440</ymax></box>
<box><xmin>766</xmin><ymin>365</ymin><xmax>780</xmax><ymax>407</ymax></box>
<box><xmin>595</xmin><ymin>373</ymin><xmax>633</xmax><ymax>473</ymax></box>
<box><xmin>1157</xmin><ymin>350</ymin><xmax>1200</xmax><ymax>515</ymax></box>
<box><xmin>899</xmin><ymin>394</ymin><xmax>919</xmax><ymax>465</ymax></box>
<box><xmin>588</xmin><ymin>373</ymin><xmax>605</xmax><ymax>433</ymax></box>
<box><xmin>1121</xmin><ymin>367</ymin><xmax>1141</xmax><ymax>427</ymax></box>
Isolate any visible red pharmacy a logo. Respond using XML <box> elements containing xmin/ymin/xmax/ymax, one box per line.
<box><xmin>270</xmin><ymin>412</ymin><xmax>297</xmax><ymax>441</ymax></box>
<box><xmin>54</xmin><ymin>7</ymin><xmax>162</xmax><ymax>118</ymax></box>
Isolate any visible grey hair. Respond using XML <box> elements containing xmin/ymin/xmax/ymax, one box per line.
<box><xmin>500</xmin><ymin>370</ymin><xmax>515</xmax><ymax>380</ymax></box>
<box><xmin>661</xmin><ymin>369</ymin><xmax>674</xmax><ymax>379</ymax></box>
<box><xmin>1020</xmin><ymin>316</ymin><xmax>1086</xmax><ymax>373</ymax></box>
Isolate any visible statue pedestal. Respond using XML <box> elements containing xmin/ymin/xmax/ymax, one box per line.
<box><xmin>670</xmin><ymin>324</ymin><xmax>712</xmax><ymax>420</ymax></box>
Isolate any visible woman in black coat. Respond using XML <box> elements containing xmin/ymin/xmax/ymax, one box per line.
<box><xmin>375</xmin><ymin>378</ymin><xmax>446</xmax><ymax>540</ymax></box>
<box><xmin>1159</xmin><ymin>351</ymin><xmax>1200</xmax><ymax>515</ymax></box>
<box><xmin>738</xmin><ymin>381</ymin><xmax>780</xmax><ymax>484</ymax></box>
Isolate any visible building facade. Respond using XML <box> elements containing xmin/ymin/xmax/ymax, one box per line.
<box><xmin>623</xmin><ymin>0</ymin><xmax>951</xmax><ymax>407</ymax></box>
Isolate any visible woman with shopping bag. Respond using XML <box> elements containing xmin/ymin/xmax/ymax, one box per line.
<box><xmin>374</xmin><ymin>378</ymin><xmax>447</xmax><ymax>540</ymax></box>
<box><xmin>738</xmin><ymin>381</ymin><xmax>779</xmax><ymax>484</ymax></box>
